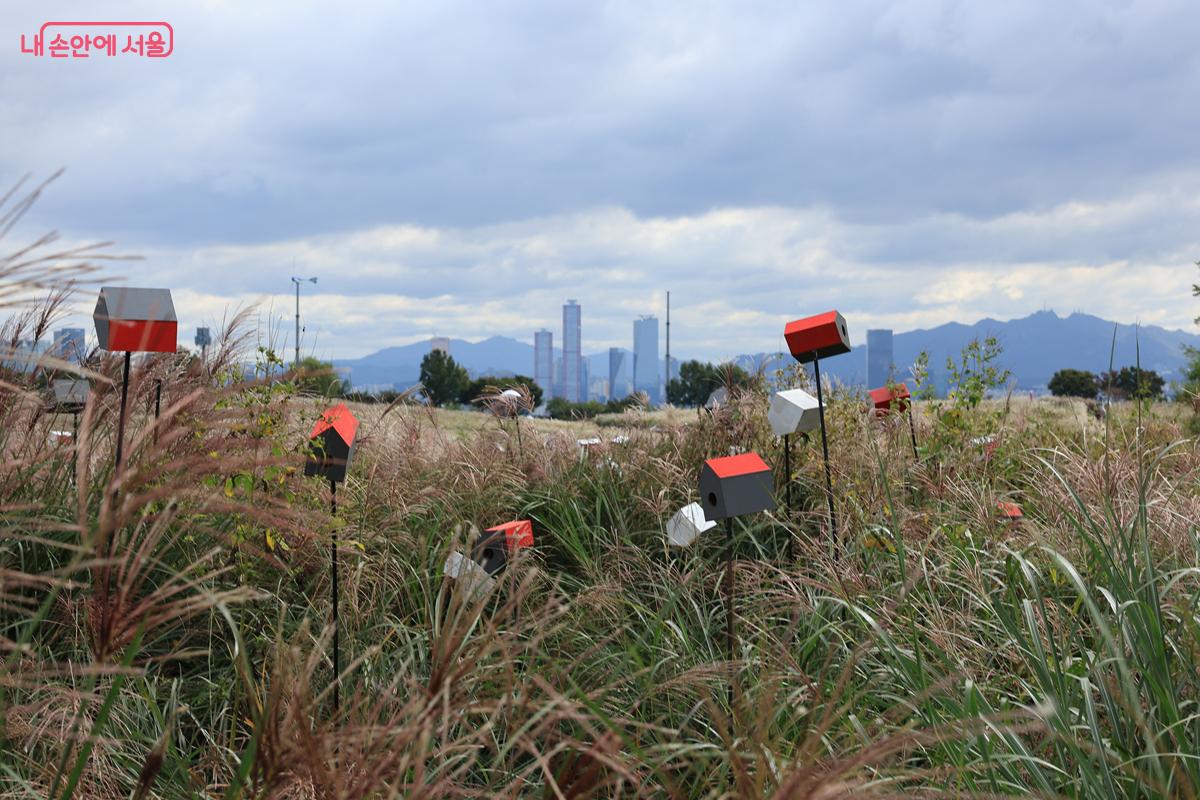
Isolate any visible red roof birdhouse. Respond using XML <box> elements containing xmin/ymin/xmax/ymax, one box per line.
<box><xmin>305</xmin><ymin>403</ymin><xmax>359</xmax><ymax>484</ymax></box>
<box><xmin>471</xmin><ymin>519</ymin><xmax>534</xmax><ymax>575</ymax></box>
<box><xmin>997</xmin><ymin>501</ymin><xmax>1023</xmax><ymax>521</ymax></box>
<box><xmin>93</xmin><ymin>287</ymin><xmax>177</xmax><ymax>353</ymax></box>
<box><xmin>784</xmin><ymin>311</ymin><xmax>850</xmax><ymax>364</ymax></box>
<box><xmin>699</xmin><ymin>452</ymin><xmax>776</xmax><ymax>521</ymax></box>
<box><xmin>869</xmin><ymin>383</ymin><xmax>911</xmax><ymax>414</ymax></box>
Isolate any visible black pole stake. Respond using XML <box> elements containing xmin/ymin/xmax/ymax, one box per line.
<box><xmin>725</xmin><ymin>517</ymin><xmax>735</xmax><ymax>710</ymax></box>
<box><xmin>114</xmin><ymin>352</ymin><xmax>131</xmax><ymax>481</ymax></box>
<box><xmin>812</xmin><ymin>355</ymin><xmax>837</xmax><ymax>542</ymax></box>
<box><xmin>784</xmin><ymin>433</ymin><xmax>793</xmax><ymax>560</ymax></box>
<box><xmin>72</xmin><ymin>410</ymin><xmax>79</xmax><ymax>489</ymax></box>
<box><xmin>907</xmin><ymin>407</ymin><xmax>919</xmax><ymax>461</ymax></box>
<box><xmin>330</xmin><ymin>478</ymin><xmax>340</xmax><ymax>716</ymax></box>
<box><xmin>153</xmin><ymin>380</ymin><xmax>162</xmax><ymax>445</ymax></box>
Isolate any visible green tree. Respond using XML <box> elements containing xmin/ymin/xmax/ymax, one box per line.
<box><xmin>294</xmin><ymin>356</ymin><xmax>345</xmax><ymax>397</ymax></box>
<box><xmin>1048</xmin><ymin>368</ymin><xmax>1098</xmax><ymax>399</ymax></box>
<box><xmin>945</xmin><ymin>336</ymin><xmax>1011</xmax><ymax>409</ymax></box>
<box><xmin>1099</xmin><ymin>367</ymin><xmax>1164</xmax><ymax>401</ymax></box>
<box><xmin>666</xmin><ymin>360</ymin><xmax>751</xmax><ymax>407</ymax></box>
<box><xmin>460</xmin><ymin>374</ymin><xmax>543</xmax><ymax>409</ymax></box>
<box><xmin>419</xmin><ymin>350</ymin><xmax>469</xmax><ymax>407</ymax></box>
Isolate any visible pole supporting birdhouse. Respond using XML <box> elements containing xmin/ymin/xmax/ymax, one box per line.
<box><xmin>304</xmin><ymin>403</ymin><xmax>359</xmax><ymax>718</ymax></box>
<box><xmin>783</xmin><ymin>311</ymin><xmax>851</xmax><ymax>544</ymax></box>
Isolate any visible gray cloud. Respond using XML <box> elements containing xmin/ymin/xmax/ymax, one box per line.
<box><xmin>2</xmin><ymin>0</ymin><xmax>1199</xmax><ymax>360</ymax></box>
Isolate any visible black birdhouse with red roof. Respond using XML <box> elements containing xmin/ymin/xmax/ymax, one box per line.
<box><xmin>305</xmin><ymin>403</ymin><xmax>359</xmax><ymax>484</ymax></box>
<box><xmin>699</xmin><ymin>452</ymin><xmax>776</xmax><ymax>522</ymax></box>
<box><xmin>784</xmin><ymin>310</ymin><xmax>850</xmax><ymax>364</ymax></box>
<box><xmin>471</xmin><ymin>519</ymin><xmax>534</xmax><ymax>576</ymax></box>
<box><xmin>93</xmin><ymin>287</ymin><xmax>178</xmax><ymax>353</ymax></box>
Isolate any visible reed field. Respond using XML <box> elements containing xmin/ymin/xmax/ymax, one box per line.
<box><xmin>3</xmin><ymin>207</ymin><xmax>1200</xmax><ymax>798</ymax></box>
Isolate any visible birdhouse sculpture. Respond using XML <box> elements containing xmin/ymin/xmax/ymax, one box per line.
<box><xmin>443</xmin><ymin>551</ymin><xmax>496</xmax><ymax>596</ymax></box>
<box><xmin>768</xmin><ymin>388</ymin><xmax>820</xmax><ymax>436</ymax></box>
<box><xmin>470</xmin><ymin>519</ymin><xmax>534</xmax><ymax>576</ymax></box>
<box><xmin>93</xmin><ymin>287</ymin><xmax>177</xmax><ymax>353</ymax></box>
<box><xmin>699</xmin><ymin>452</ymin><xmax>776</xmax><ymax>522</ymax></box>
<box><xmin>304</xmin><ymin>403</ymin><xmax>359</xmax><ymax>484</ymax></box>
<box><xmin>705</xmin><ymin>387</ymin><xmax>729</xmax><ymax>410</ymax></box>
<box><xmin>997</xmin><ymin>501</ymin><xmax>1024</xmax><ymax>522</ymax></box>
<box><xmin>869</xmin><ymin>383</ymin><xmax>911</xmax><ymax>414</ymax></box>
<box><xmin>48</xmin><ymin>379</ymin><xmax>89</xmax><ymax>413</ymax></box>
<box><xmin>667</xmin><ymin>502</ymin><xmax>717</xmax><ymax>547</ymax></box>
<box><xmin>784</xmin><ymin>310</ymin><xmax>850</xmax><ymax>364</ymax></box>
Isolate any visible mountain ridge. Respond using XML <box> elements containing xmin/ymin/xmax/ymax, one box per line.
<box><xmin>335</xmin><ymin>310</ymin><xmax>1200</xmax><ymax>393</ymax></box>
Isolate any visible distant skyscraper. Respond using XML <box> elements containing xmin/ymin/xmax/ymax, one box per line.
<box><xmin>562</xmin><ymin>300</ymin><xmax>582</xmax><ymax>402</ymax></box>
<box><xmin>866</xmin><ymin>329</ymin><xmax>894</xmax><ymax>387</ymax></box>
<box><xmin>430</xmin><ymin>336</ymin><xmax>450</xmax><ymax>355</ymax></box>
<box><xmin>608</xmin><ymin>347</ymin><xmax>632</xmax><ymax>400</ymax></box>
<box><xmin>633</xmin><ymin>315</ymin><xmax>659</xmax><ymax>403</ymax></box>
<box><xmin>534</xmin><ymin>329</ymin><xmax>553</xmax><ymax>400</ymax></box>
<box><xmin>52</xmin><ymin>327</ymin><xmax>86</xmax><ymax>363</ymax></box>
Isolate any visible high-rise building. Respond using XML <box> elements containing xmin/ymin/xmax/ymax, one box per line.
<box><xmin>430</xmin><ymin>336</ymin><xmax>450</xmax><ymax>355</ymax></box>
<box><xmin>608</xmin><ymin>347</ymin><xmax>632</xmax><ymax>401</ymax></box>
<box><xmin>534</xmin><ymin>329</ymin><xmax>553</xmax><ymax>400</ymax></box>
<box><xmin>562</xmin><ymin>300</ymin><xmax>582</xmax><ymax>402</ymax></box>
<box><xmin>866</xmin><ymin>329</ymin><xmax>894</xmax><ymax>387</ymax></box>
<box><xmin>52</xmin><ymin>327</ymin><xmax>86</xmax><ymax>363</ymax></box>
<box><xmin>632</xmin><ymin>315</ymin><xmax>659</xmax><ymax>403</ymax></box>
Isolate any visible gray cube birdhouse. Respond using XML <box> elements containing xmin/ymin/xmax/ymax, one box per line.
<box><xmin>93</xmin><ymin>287</ymin><xmax>178</xmax><ymax>353</ymax></box>
<box><xmin>699</xmin><ymin>452</ymin><xmax>776</xmax><ymax>522</ymax></box>
<box><xmin>767</xmin><ymin>388</ymin><xmax>820</xmax><ymax>436</ymax></box>
<box><xmin>48</xmin><ymin>379</ymin><xmax>89</xmax><ymax>412</ymax></box>
<box><xmin>304</xmin><ymin>403</ymin><xmax>359</xmax><ymax>484</ymax></box>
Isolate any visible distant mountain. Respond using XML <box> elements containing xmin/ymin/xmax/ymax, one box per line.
<box><xmin>734</xmin><ymin>310</ymin><xmax>1200</xmax><ymax>393</ymax></box>
<box><xmin>334</xmin><ymin>335</ymin><xmax>534</xmax><ymax>390</ymax></box>
<box><xmin>336</xmin><ymin>311</ymin><xmax>1200</xmax><ymax>394</ymax></box>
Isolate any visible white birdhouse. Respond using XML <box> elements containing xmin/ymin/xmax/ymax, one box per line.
<box><xmin>667</xmin><ymin>502</ymin><xmax>718</xmax><ymax>547</ymax></box>
<box><xmin>767</xmin><ymin>388</ymin><xmax>820</xmax><ymax>437</ymax></box>
<box><xmin>443</xmin><ymin>550</ymin><xmax>496</xmax><ymax>596</ymax></box>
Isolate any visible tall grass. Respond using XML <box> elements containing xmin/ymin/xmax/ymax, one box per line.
<box><xmin>5</xmin><ymin>181</ymin><xmax>1200</xmax><ymax>796</ymax></box>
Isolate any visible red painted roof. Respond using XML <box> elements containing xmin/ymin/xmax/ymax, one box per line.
<box><xmin>705</xmin><ymin>452</ymin><xmax>770</xmax><ymax>478</ymax></box>
<box><xmin>486</xmin><ymin>519</ymin><xmax>534</xmax><ymax>550</ymax></box>
<box><xmin>869</xmin><ymin>383</ymin><xmax>911</xmax><ymax>409</ymax></box>
<box><xmin>997</xmin><ymin>501</ymin><xmax>1023</xmax><ymax>519</ymax></box>
<box><xmin>309</xmin><ymin>403</ymin><xmax>359</xmax><ymax>445</ymax></box>
<box><xmin>783</xmin><ymin>310</ymin><xmax>846</xmax><ymax>356</ymax></box>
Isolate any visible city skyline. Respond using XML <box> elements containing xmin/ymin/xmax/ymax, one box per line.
<box><xmin>5</xmin><ymin>3</ymin><xmax>1198</xmax><ymax>363</ymax></box>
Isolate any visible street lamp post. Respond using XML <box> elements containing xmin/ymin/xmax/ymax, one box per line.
<box><xmin>291</xmin><ymin>276</ymin><xmax>318</xmax><ymax>369</ymax></box>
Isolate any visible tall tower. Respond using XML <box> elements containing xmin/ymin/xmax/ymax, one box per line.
<box><xmin>562</xmin><ymin>300</ymin><xmax>582</xmax><ymax>403</ymax></box>
<box><xmin>534</xmin><ymin>329</ymin><xmax>554</xmax><ymax>400</ymax></box>
<box><xmin>633</xmin><ymin>315</ymin><xmax>659</xmax><ymax>403</ymax></box>
<box><xmin>866</xmin><ymin>329</ymin><xmax>894</xmax><ymax>387</ymax></box>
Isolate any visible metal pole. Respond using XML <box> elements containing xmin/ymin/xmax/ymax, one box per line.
<box><xmin>114</xmin><ymin>352</ymin><xmax>131</xmax><ymax>478</ymax></box>
<box><xmin>813</xmin><ymin>355</ymin><xmax>837</xmax><ymax>541</ymax></box>
<box><xmin>72</xmin><ymin>410</ymin><xmax>79</xmax><ymax>488</ymax></box>
<box><xmin>725</xmin><ymin>517</ymin><xmax>735</xmax><ymax>709</ymax></box>
<box><xmin>153</xmin><ymin>379</ymin><xmax>162</xmax><ymax>445</ymax></box>
<box><xmin>331</xmin><ymin>478</ymin><xmax>340</xmax><ymax>715</ymax></box>
<box><xmin>295</xmin><ymin>280</ymin><xmax>301</xmax><ymax>370</ymax></box>
<box><xmin>907</xmin><ymin>406</ymin><xmax>919</xmax><ymax>460</ymax></box>
<box><xmin>665</xmin><ymin>291</ymin><xmax>670</xmax><ymax>402</ymax></box>
<box><xmin>784</xmin><ymin>433</ymin><xmax>792</xmax><ymax>560</ymax></box>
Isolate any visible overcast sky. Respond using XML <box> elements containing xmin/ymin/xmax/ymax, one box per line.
<box><xmin>3</xmin><ymin>1</ymin><xmax>1199</xmax><ymax>361</ymax></box>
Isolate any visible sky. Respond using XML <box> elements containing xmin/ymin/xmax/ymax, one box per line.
<box><xmin>3</xmin><ymin>0</ymin><xmax>1199</xmax><ymax>362</ymax></box>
